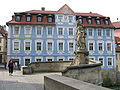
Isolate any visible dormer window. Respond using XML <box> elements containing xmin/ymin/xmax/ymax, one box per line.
<box><xmin>87</xmin><ymin>19</ymin><xmax>92</xmax><ymax>24</ymax></box>
<box><xmin>26</xmin><ymin>15</ymin><xmax>31</xmax><ymax>22</ymax></box>
<box><xmin>15</xmin><ymin>16</ymin><xmax>21</xmax><ymax>22</ymax></box>
<box><xmin>78</xmin><ymin>16</ymin><xmax>83</xmax><ymax>24</ymax></box>
<box><xmin>104</xmin><ymin>19</ymin><xmax>109</xmax><ymax>25</ymax></box>
<box><xmin>37</xmin><ymin>16</ymin><xmax>42</xmax><ymax>22</ymax></box>
<box><xmin>96</xmin><ymin>19</ymin><xmax>100</xmax><ymax>25</ymax></box>
<box><xmin>48</xmin><ymin>17</ymin><xmax>52</xmax><ymax>23</ymax></box>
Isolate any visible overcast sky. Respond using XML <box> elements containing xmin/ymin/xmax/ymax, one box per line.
<box><xmin>0</xmin><ymin>0</ymin><xmax>120</xmax><ymax>25</ymax></box>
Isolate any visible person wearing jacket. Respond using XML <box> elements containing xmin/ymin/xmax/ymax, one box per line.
<box><xmin>8</xmin><ymin>59</ymin><xmax>14</xmax><ymax>76</ymax></box>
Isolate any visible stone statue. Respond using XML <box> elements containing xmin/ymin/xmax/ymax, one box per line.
<box><xmin>76</xmin><ymin>20</ymin><xmax>86</xmax><ymax>49</ymax></box>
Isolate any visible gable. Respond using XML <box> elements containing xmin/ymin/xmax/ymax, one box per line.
<box><xmin>57</xmin><ymin>4</ymin><xmax>74</xmax><ymax>15</ymax></box>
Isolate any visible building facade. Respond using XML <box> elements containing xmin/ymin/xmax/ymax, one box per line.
<box><xmin>0</xmin><ymin>25</ymin><xmax>7</xmax><ymax>63</ymax></box>
<box><xmin>7</xmin><ymin>4</ymin><xmax>116</xmax><ymax>69</ymax></box>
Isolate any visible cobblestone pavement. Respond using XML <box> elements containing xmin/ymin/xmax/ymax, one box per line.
<box><xmin>0</xmin><ymin>69</ymin><xmax>61</xmax><ymax>90</ymax></box>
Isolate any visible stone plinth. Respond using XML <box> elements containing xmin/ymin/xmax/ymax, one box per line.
<box><xmin>62</xmin><ymin>63</ymin><xmax>102</xmax><ymax>85</ymax></box>
<box><xmin>71</xmin><ymin>49</ymin><xmax>89</xmax><ymax>65</ymax></box>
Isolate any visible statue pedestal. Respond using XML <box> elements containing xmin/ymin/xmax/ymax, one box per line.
<box><xmin>71</xmin><ymin>49</ymin><xmax>89</xmax><ymax>66</ymax></box>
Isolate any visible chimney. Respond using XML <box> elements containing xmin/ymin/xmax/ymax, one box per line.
<box><xmin>41</xmin><ymin>7</ymin><xmax>45</xmax><ymax>11</ymax></box>
<box><xmin>12</xmin><ymin>15</ymin><xmax>15</xmax><ymax>20</ymax></box>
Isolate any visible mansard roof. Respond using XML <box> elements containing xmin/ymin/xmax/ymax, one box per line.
<box><xmin>7</xmin><ymin>4</ymin><xmax>114</xmax><ymax>28</ymax></box>
<box><xmin>15</xmin><ymin>10</ymin><xmax>56</xmax><ymax>14</ymax></box>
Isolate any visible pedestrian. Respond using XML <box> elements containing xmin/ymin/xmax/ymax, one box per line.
<box><xmin>8</xmin><ymin>59</ymin><xmax>14</xmax><ymax>76</ymax></box>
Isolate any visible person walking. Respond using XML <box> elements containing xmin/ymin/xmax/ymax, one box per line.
<box><xmin>4</xmin><ymin>61</ymin><xmax>7</xmax><ymax>70</ymax></box>
<box><xmin>8</xmin><ymin>59</ymin><xmax>14</xmax><ymax>76</ymax></box>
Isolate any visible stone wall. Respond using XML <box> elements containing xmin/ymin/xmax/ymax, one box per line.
<box><xmin>62</xmin><ymin>63</ymin><xmax>102</xmax><ymax>85</ymax></box>
<box><xmin>101</xmin><ymin>69</ymin><xmax>117</xmax><ymax>82</ymax></box>
<box><xmin>29</xmin><ymin>61</ymin><xmax>72</xmax><ymax>72</ymax></box>
<box><xmin>44</xmin><ymin>74</ymin><xmax>111</xmax><ymax>90</ymax></box>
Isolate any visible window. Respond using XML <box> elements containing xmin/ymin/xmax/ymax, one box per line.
<box><xmin>58</xmin><ymin>15</ymin><xmax>63</xmax><ymax>22</ymax></box>
<box><xmin>37</xmin><ymin>16</ymin><xmax>42</xmax><ymax>22</ymax></box>
<box><xmin>99</xmin><ymin>58</ymin><xmax>103</xmax><ymax>65</ymax></box>
<box><xmin>89</xmin><ymin>43</ymin><xmax>93</xmax><ymax>51</ymax></box>
<box><xmin>89</xmin><ymin>58</ymin><xmax>94</xmax><ymax>60</ymax></box>
<box><xmin>69</xmin><ymin>58</ymin><xmax>74</xmax><ymax>61</ymax></box>
<box><xmin>69</xmin><ymin>42</ymin><xmax>74</xmax><ymax>51</ymax></box>
<box><xmin>37</xmin><ymin>42</ymin><xmax>41</xmax><ymax>51</ymax></box>
<box><xmin>14</xmin><ymin>42</ymin><xmax>19</xmax><ymax>51</ymax></box>
<box><xmin>48</xmin><ymin>59</ymin><xmax>52</xmax><ymax>62</ymax></box>
<box><xmin>59</xmin><ymin>42</ymin><xmax>63</xmax><ymax>51</ymax></box>
<box><xmin>107</xmin><ymin>43</ymin><xmax>112</xmax><ymax>51</ymax></box>
<box><xmin>15</xmin><ymin>16</ymin><xmax>21</xmax><ymax>22</ymax></box>
<box><xmin>79</xmin><ymin>18</ymin><xmax>83</xmax><ymax>24</ymax></box>
<box><xmin>36</xmin><ymin>59</ymin><xmax>41</xmax><ymax>62</ymax></box>
<box><xmin>88</xmin><ymin>29</ymin><xmax>93</xmax><ymax>36</ymax></box>
<box><xmin>106</xmin><ymin>30</ymin><xmax>110</xmax><ymax>37</ymax></box>
<box><xmin>36</xmin><ymin>27</ymin><xmax>42</xmax><ymax>35</ymax></box>
<box><xmin>25</xmin><ymin>26</ymin><xmax>31</xmax><ymax>35</ymax></box>
<box><xmin>25</xmin><ymin>42</ymin><xmax>30</xmax><ymax>51</ymax></box>
<box><xmin>108</xmin><ymin>58</ymin><xmax>112</xmax><ymax>66</ymax></box>
<box><xmin>87</xmin><ymin>19</ymin><xmax>92</xmax><ymax>24</ymax></box>
<box><xmin>59</xmin><ymin>59</ymin><xmax>63</xmax><ymax>61</ymax></box>
<box><xmin>48</xmin><ymin>17</ymin><xmax>52</xmax><ymax>22</ymax></box>
<box><xmin>48</xmin><ymin>27</ymin><xmax>52</xmax><ymax>35</ymax></box>
<box><xmin>14</xmin><ymin>26</ymin><xmax>19</xmax><ymax>35</ymax></box>
<box><xmin>58</xmin><ymin>28</ymin><xmax>63</xmax><ymax>35</ymax></box>
<box><xmin>68</xmin><ymin>16</ymin><xmax>73</xmax><ymax>23</ymax></box>
<box><xmin>69</xmin><ymin>28</ymin><xmax>73</xmax><ymax>36</ymax></box>
<box><xmin>105</xmin><ymin>20</ymin><xmax>109</xmax><ymax>25</ymax></box>
<box><xmin>26</xmin><ymin>16</ymin><xmax>31</xmax><ymax>22</ymax></box>
<box><xmin>96</xmin><ymin>19</ymin><xmax>100</xmax><ymax>24</ymax></box>
<box><xmin>25</xmin><ymin>59</ymin><xmax>30</xmax><ymax>66</ymax></box>
<box><xmin>98</xmin><ymin>43</ymin><xmax>103</xmax><ymax>51</ymax></box>
<box><xmin>98</xmin><ymin>29</ymin><xmax>102</xmax><ymax>36</ymax></box>
<box><xmin>48</xmin><ymin>42</ymin><xmax>52</xmax><ymax>51</ymax></box>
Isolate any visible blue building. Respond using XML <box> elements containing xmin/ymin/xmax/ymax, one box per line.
<box><xmin>7</xmin><ymin>4</ymin><xmax>116</xmax><ymax>69</ymax></box>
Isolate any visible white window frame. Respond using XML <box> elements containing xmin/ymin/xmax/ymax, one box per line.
<box><xmin>46</xmin><ymin>40</ymin><xmax>54</xmax><ymax>54</ymax></box>
<box><xmin>57</xmin><ymin>40</ymin><xmax>65</xmax><ymax>53</ymax></box>
<box><xmin>106</xmin><ymin>41</ymin><xmax>112</xmax><ymax>52</ymax></box>
<box><xmin>24</xmin><ymin>26</ymin><xmax>32</xmax><ymax>37</ymax></box>
<box><xmin>107</xmin><ymin>57</ymin><xmax>113</xmax><ymax>67</ymax></box>
<box><xmin>47</xmin><ymin>26</ymin><xmax>53</xmax><ymax>37</ymax></box>
<box><xmin>46</xmin><ymin>57</ymin><xmax>54</xmax><ymax>62</ymax></box>
<box><xmin>24</xmin><ymin>57</ymin><xmax>31</xmax><ymax>66</ymax></box>
<box><xmin>68</xmin><ymin>15</ymin><xmax>73</xmax><ymax>23</ymax></box>
<box><xmin>97</xmin><ymin>29</ymin><xmax>103</xmax><ymax>37</ymax></box>
<box><xmin>106</xmin><ymin>29</ymin><xmax>111</xmax><ymax>37</ymax></box>
<box><xmin>98</xmin><ymin>57</ymin><xmax>104</xmax><ymax>67</ymax></box>
<box><xmin>57</xmin><ymin>57</ymin><xmax>65</xmax><ymax>61</ymax></box>
<box><xmin>35</xmin><ymin>40</ymin><xmax>43</xmax><ymax>53</ymax></box>
<box><xmin>13</xmin><ymin>25</ymin><xmax>20</xmax><ymax>36</ymax></box>
<box><xmin>12</xmin><ymin>39</ymin><xmax>20</xmax><ymax>52</ymax></box>
<box><xmin>35</xmin><ymin>26</ymin><xmax>43</xmax><ymax>37</ymax></box>
<box><xmin>68</xmin><ymin>40</ymin><xmax>75</xmax><ymax>53</ymax></box>
<box><xmin>88</xmin><ymin>28</ymin><xmax>94</xmax><ymax>37</ymax></box>
<box><xmin>68</xmin><ymin>57</ymin><xmax>75</xmax><ymax>61</ymax></box>
<box><xmin>35</xmin><ymin>57</ymin><xmax>43</xmax><ymax>62</ymax></box>
<box><xmin>24</xmin><ymin>40</ymin><xmax>32</xmax><ymax>52</ymax></box>
<box><xmin>97</xmin><ymin>41</ymin><xmax>104</xmax><ymax>52</ymax></box>
<box><xmin>58</xmin><ymin>15</ymin><xmax>63</xmax><ymax>23</ymax></box>
<box><xmin>57</xmin><ymin>27</ymin><xmax>64</xmax><ymax>38</ymax></box>
<box><xmin>89</xmin><ymin>56</ymin><xmax>95</xmax><ymax>61</ymax></box>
